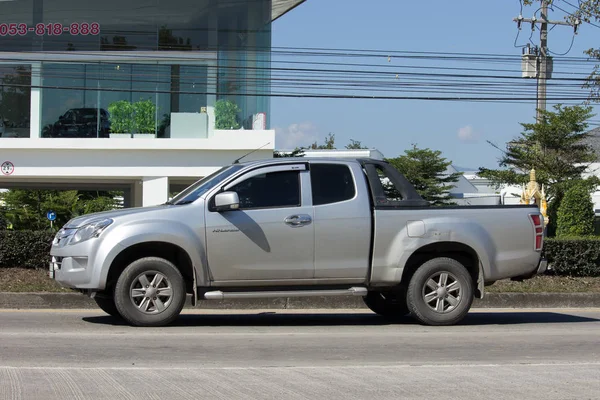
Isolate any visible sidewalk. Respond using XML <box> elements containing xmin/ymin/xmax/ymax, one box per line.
<box><xmin>2</xmin><ymin>292</ymin><xmax>600</xmax><ymax>309</ymax></box>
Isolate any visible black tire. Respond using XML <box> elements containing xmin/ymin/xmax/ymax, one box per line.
<box><xmin>114</xmin><ymin>257</ymin><xmax>186</xmax><ymax>327</ymax></box>
<box><xmin>363</xmin><ymin>288</ymin><xmax>409</xmax><ymax>318</ymax></box>
<box><xmin>406</xmin><ymin>257</ymin><xmax>474</xmax><ymax>326</ymax></box>
<box><xmin>94</xmin><ymin>295</ymin><xmax>121</xmax><ymax>318</ymax></box>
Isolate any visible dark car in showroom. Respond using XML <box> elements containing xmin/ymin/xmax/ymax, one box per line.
<box><xmin>42</xmin><ymin>108</ymin><xmax>111</xmax><ymax>138</ymax></box>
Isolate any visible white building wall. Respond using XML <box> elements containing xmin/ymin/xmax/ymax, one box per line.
<box><xmin>141</xmin><ymin>177</ymin><xmax>169</xmax><ymax>207</ymax></box>
<box><xmin>0</xmin><ymin>130</ymin><xmax>275</xmax><ymax>207</ymax></box>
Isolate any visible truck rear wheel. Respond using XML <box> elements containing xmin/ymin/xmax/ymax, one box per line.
<box><xmin>114</xmin><ymin>257</ymin><xmax>186</xmax><ymax>327</ymax></box>
<box><xmin>363</xmin><ymin>289</ymin><xmax>409</xmax><ymax>318</ymax></box>
<box><xmin>406</xmin><ymin>257</ymin><xmax>474</xmax><ymax>326</ymax></box>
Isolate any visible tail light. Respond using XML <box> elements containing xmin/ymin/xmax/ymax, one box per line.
<box><xmin>529</xmin><ymin>213</ymin><xmax>544</xmax><ymax>251</ymax></box>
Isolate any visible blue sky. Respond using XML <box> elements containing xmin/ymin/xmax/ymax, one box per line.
<box><xmin>270</xmin><ymin>0</ymin><xmax>600</xmax><ymax>170</ymax></box>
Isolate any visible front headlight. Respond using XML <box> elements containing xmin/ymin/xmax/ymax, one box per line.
<box><xmin>68</xmin><ymin>218</ymin><xmax>113</xmax><ymax>245</ymax></box>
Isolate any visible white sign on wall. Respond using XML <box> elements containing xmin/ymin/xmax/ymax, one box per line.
<box><xmin>252</xmin><ymin>113</ymin><xmax>266</xmax><ymax>130</ymax></box>
<box><xmin>1</xmin><ymin>161</ymin><xmax>14</xmax><ymax>176</ymax></box>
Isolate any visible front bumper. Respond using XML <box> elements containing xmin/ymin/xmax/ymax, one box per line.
<box><xmin>48</xmin><ymin>257</ymin><xmax>59</xmax><ymax>279</ymax></box>
<box><xmin>49</xmin><ymin>255</ymin><xmax>92</xmax><ymax>288</ymax></box>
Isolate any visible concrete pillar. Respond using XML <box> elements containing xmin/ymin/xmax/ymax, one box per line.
<box><xmin>142</xmin><ymin>177</ymin><xmax>169</xmax><ymax>207</ymax></box>
<box><xmin>30</xmin><ymin>63</ymin><xmax>42</xmax><ymax>138</ymax></box>
<box><xmin>131</xmin><ymin>181</ymin><xmax>143</xmax><ymax>208</ymax></box>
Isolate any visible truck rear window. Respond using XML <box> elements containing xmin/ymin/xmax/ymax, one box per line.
<box><xmin>310</xmin><ymin>164</ymin><xmax>356</xmax><ymax>205</ymax></box>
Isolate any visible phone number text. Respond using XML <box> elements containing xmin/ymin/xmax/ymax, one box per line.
<box><xmin>0</xmin><ymin>22</ymin><xmax>100</xmax><ymax>37</ymax></box>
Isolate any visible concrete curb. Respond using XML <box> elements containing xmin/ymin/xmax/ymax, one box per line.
<box><xmin>1</xmin><ymin>292</ymin><xmax>600</xmax><ymax>310</ymax></box>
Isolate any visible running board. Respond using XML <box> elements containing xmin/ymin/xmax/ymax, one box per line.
<box><xmin>202</xmin><ymin>287</ymin><xmax>368</xmax><ymax>300</ymax></box>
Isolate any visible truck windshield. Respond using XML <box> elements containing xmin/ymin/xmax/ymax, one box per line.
<box><xmin>169</xmin><ymin>165</ymin><xmax>244</xmax><ymax>205</ymax></box>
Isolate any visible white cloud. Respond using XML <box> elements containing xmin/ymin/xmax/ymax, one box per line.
<box><xmin>274</xmin><ymin>122</ymin><xmax>319</xmax><ymax>149</ymax></box>
<box><xmin>457</xmin><ymin>125</ymin><xmax>480</xmax><ymax>142</ymax></box>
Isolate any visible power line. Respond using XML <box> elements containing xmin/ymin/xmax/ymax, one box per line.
<box><xmin>0</xmin><ymin>55</ymin><xmax>594</xmax><ymax>82</ymax></box>
<box><xmin>512</xmin><ymin>0</ymin><xmax>585</xmax><ymax>121</ymax></box>
<box><xmin>548</xmin><ymin>35</ymin><xmax>576</xmax><ymax>56</ymax></box>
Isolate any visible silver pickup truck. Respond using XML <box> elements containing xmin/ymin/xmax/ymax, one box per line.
<box><xmin>50</xmin><ymin>157</ymin><xmax>546</xmax><ymax>327</ymax></box>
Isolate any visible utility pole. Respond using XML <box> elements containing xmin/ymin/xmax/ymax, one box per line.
<box><xmin>514</xmin><ymin>0</ymin><xmax>580</xmax><ymax>122</ymax></box>
<box><xmin>538</xmin><ymin>0</ymin><xmax>549</xmax><ymax>122</ymax></box>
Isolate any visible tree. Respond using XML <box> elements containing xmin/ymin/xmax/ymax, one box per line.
<box><xmin>556</xmin><ymin>181</ymin><xmax>596</xmax><ymax>237</ymax></box>
<box><xmin>478</xmin><ymin>104</ymin><xmax>596</xmax><ymax>196</ymax></box>
<box><xmin>273</xmin><ymin>147</ymin><xmax>305</xmax><ymax>158</ymax></box>
<box><xmin>308</xmin><ymin>134</ymin><xmax>371</xmax><ymax>150</ymax></box>
<box><xmin>574</xmin><ymin>1</ymin><xmax>600</xmax><ymax>102</ymax></box>
<box><xmin>478</xmin><ymin>104</ymin><xmax>597</xmax><ymax>236</ymax></box>
<box><xmin>0</xmin><ymin>189</ymin><xmax>120</xmax><ymax>231</ymax></box>
<box><xmin>275</xmin><ymin>134</ymin><xmax>368</xmax><ymax>156</ymax></box>
<box><xmin>310</xmin><ymin>133</ymin><xmax>336</xmax><ymax>149</ymax></box>
<box><xmin>386</xmin><ymin>145</ymin><xmax>462</xmax><ymax>206</ymax></box>
<box><xmin>345</xmin><ymin>139</ymin><xmax>368</xmax><ymax>149</ymax></box>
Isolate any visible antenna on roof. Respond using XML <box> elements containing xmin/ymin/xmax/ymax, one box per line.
<box><xmin>233</xmin><ymin>142</ymin><xmax>271</xmax><ymax>164</ymax></box>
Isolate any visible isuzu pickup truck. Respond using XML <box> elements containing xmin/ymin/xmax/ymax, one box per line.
<box><xmin>49</xmin><ymin>157</ymin><xmax>547</xmax><ymax>327</ymax></box>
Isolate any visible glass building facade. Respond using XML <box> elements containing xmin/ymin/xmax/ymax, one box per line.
<box><xmin>0</xmin><ymin>0</ymin><xmax>274</xmax><ymax>139</ymax></box>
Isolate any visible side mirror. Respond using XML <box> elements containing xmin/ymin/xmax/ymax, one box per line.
<box><xmin>214</xmin><ymin>191</ymin><xmax>240</xmax><ymax>212</ymax></box>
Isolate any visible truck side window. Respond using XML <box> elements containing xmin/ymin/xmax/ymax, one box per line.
<box><xmin>228</xmin><ymin>170</ymin><xmax>301</xmax><ymax>209</ymax></box>
<box><xmin>310</xmin><ymin>164</ymin><xmax>356</xmax><ymax>205</ymax></box>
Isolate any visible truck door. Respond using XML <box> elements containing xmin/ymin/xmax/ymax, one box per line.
<box><xmin>309</xmin><ymin>162</ymin><xmax>372</xmax><ymax>280</ymax></box>
<box><xmin>204</xmin><ymin>164</ymin><xmax>315</xmax><ymax>282</ymax></box>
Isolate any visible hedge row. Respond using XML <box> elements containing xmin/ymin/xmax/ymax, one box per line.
<box><xmin>1</xmin><ymin>230</ymin><xmax>600</xmax><ymax>277</ymax></box>
<box><xmin>543</xmin><ymin>237</ymin><xmax>600</xmax><ymax>277</ymax></box>
<box><xmin>0</xmin><ymin>231</ymin><xmax>55</xmax><ymax>269</ymax></box>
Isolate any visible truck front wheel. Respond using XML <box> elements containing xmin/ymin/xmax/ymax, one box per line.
<box><xmin>114</xmin><ymin>257</ymin><xmax>186</xmax><ymax>327</ymax></box>
<box><xmin>94</xmin><ymin>294</ymin><xmax>121</xmax><ymax>318</ymax></box>
<box><xmin>406</xmin><ymin>257</ymin><xmax>474</xmax><ymax>326</ymax></box>
<box><xmin>363</xmin><ymin>289</ymin><xmax>409</xmax><ymax>319</ymax></box>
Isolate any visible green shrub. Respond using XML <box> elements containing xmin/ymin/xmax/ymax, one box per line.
<box><xmin>215</xmin><ymin>99</ymin><xmax>240</xmax><ymax>129</ymax></box>
<box><xmin>543</xmin><ymin>237</ymin><xmax>600</xmax><ymax>277</ymax></box>
<box><xmin>107</xmin><ymin>100</ymin><xmax>134</xmax><ymax>133</ymax></box>
<box><xmin>556</xmin><ymin>182</ymin><xmax>595</xmax><ymax>237</ymax></box>
<box><xmin>108</xmin><ymin>99</ymin><xmax>157</xmax><ymax>134</ymax></box>
<box><xmin>0</xmin><ymin>231</ymin><xmax>55</xmax><ymax>269</ymax></box>
<box><xmin>133</xmin><ymin>98</ymin><xmax>157</xmax><ymax>133</ymax></box>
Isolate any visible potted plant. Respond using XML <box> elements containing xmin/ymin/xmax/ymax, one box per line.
<box><xmin>133</xmin><ymin>99</ymin><xmax>157</xmax><ymax>138</ymax></box>
<box><xmin>215</xmin><ymin>99</ymin><xmax>240</xmax><ymax>130</ymax></box>
<box><xmin>108</xmin><ymin>100</ymin><xmax>134</xmax><ymax>138</ymax></box>
<box><xmin>108</xmin><ymin>99</ymin><xmax>157</xmax><ymax>138</ymax></box>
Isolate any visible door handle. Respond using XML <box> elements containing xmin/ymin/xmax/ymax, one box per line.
<box><xmin>284</xmin><ymin>214</ymin><xmax>312</xmax><ymax>227</ymax></box>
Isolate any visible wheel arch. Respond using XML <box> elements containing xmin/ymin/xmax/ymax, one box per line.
<box><xmin>105</xmin><ymin>241</ymin><xmax>196</xmax><ymax>297</ymax></box>
<box><xmin>400</xmin><ymin>241</ymin><xmax>484</xmax><ymax>298</ymax></box>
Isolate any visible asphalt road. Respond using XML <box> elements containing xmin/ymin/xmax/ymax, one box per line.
<box><xmin>1</xmin><ymin>308</ymin><xmax>599</xmax><ymax>400</ymax></box>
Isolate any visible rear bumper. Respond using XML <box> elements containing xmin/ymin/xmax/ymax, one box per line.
<box><xmin>536</xmin><ymin>258</ymin><xmax>548</xmax><ymax>274</ymax></box>
<box><xmin>510</xmin><ymin>257</ymin><xmax>547</xmax><ymax>282</ymax></box>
